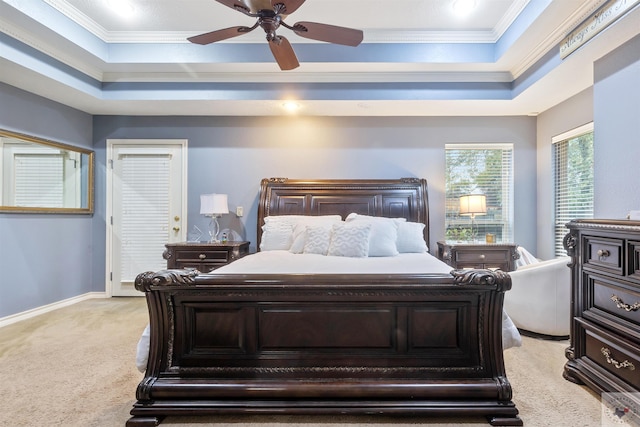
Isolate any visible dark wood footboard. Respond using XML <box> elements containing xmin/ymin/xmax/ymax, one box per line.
<box><xmin>127</xmin><ymin>269</ymin><xmax>521</xmax><ymax>426</ymax></box>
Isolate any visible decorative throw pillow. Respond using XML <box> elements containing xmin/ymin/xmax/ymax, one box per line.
<box><xmin>345</xmin><ymin>213</ymin><xmax>401</xmax><ymax>257</ymax></box>
<box><xmin>289</xmin><ymin>217</ymin><xmax>344</xmax><ymax>254</ymax></box>
<box><xmin>396</xmin><ymin>221</ymin><xmax>428</xmax><ymax>253</ymax></box>
<box><xmin>261</xmin><ymin>215</ymin><xmax>341</xmax><ymax>251</ymax></box>
<box><xmin>327</xmin><ymin>223</ymin><xmax>372</xmax><ymax>257</ymax></box>
<box><xmin>302</xmin><ymin>226</ymin><xmax>333</xmax><ymax>255</ymax></box>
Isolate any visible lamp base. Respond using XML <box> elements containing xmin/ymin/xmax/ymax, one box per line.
<box><xmin>208</xmin><ymin>216</ymin><xmax>220</xmax><ymax>243</ymax></box>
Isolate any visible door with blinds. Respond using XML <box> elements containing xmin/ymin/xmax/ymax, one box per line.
<box><xmin>107</xmin><ymin>140</ymin><xmax>187</xmax><ymax>296</ymax></box>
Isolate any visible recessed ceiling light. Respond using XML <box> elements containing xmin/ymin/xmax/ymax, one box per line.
<box><xmin>107</xmin><ymin>0</ymin><xmax>135</xmax><ymax>17</ymax></box>
<box><xmin>282</xmin><ymin>101</ymin><xmax>301</xmax><ymax>113</ymax></box>
<box><xmin>452</xmin><ymin>0</ymin><xmax>477</xmax><ymax>16</ymax></box>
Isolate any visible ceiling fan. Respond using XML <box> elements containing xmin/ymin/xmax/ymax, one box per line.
<box><xmin>188</xmin><ymin>0</ymin><xmax>364</xmax><ymax>70</ymax></box>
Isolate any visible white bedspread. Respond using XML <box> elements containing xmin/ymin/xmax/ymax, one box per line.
<box><xmin>136</xmin><ymin>251</ymin><xmax>521</xmax><ymax>372</ymax></box>
<box><xmin>213</xmin><ymin>251</ymin><xmax>455</xmax><ymax>275</ymax></box>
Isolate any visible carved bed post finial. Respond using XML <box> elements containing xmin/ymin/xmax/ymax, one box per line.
<box><xmin>134</xmin><ymin>269</ymin><xmax>200</xmax><ymax>292</ymax></box>
<box><xmin>450</xmin><ymin>269</ymin><xmax>512</xmax><ymax>292</ymax></box>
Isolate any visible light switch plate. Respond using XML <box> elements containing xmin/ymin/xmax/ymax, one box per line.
<box><xmin>236</xmin><ymin>206</ymin><xmax>243</xmax><ymax>217</ymax></box>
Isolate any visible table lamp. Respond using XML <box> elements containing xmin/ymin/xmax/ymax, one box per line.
<box><xmin>200</xmin><ymin>193</ymin><xmax>229</xmax><ymax>242</ymax></box>
<box><xmin>459</xmin><ymin>193</ymin><xmax>487</xmax><ymax>242</ymax></box>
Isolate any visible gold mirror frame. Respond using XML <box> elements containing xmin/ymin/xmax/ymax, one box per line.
<box><xmin>0</xmin><ymin>129</ymin><xmax>94</xmax><ymax>214</ymax></box>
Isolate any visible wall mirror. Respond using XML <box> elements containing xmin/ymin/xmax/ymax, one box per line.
<box><xmin>0</xmin><ymin>129</ymin><xmax>94</xmax><ymax>214</ymax></box>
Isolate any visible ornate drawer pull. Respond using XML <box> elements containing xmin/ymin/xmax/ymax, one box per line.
<box><xmin>601</xmin><ymin>347</ymin><xmax>635</xmax><ymax>370</ymax></box>
<box><xmin>597</xmin><ymin>249</ymin><xmax>610</xmax><ymax>259</ymax></box>
<box><xmin>199</xmin><ymin>253</ymin><xmax>207</xmax><ymax>260</ymax></box>
<box><xmin>611</xmin><ymin>295</ymin><xmax>640</xmax><ymax>312</ymax></box>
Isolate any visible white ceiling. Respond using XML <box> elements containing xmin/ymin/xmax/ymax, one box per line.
<box><xmin>0</xmin><ymin>0</ymin><xmax>638</xmax><ymax>116</ymax></box>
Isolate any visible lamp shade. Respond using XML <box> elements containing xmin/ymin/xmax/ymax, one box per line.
<box><xmin>200</xmin><ymin>193</ymin><xmax>229</xmax><ymax>215</ymax></box>
<box><xmin>459</xmin><ymin>194</ymin><xmax>487</xmax><ymax>216</ymax></box>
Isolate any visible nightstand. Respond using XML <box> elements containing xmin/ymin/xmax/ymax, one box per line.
<box><xmin>163</xmin><ymin>241</ymin><xmax>250</xmax><ymax>273</ymax></box>
<box><xmin>437</xmin><ymin>241</ymin><xmax>519</xmax><ymax>272</ymax></box>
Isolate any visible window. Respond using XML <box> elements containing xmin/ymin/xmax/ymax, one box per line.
<box><xmin>445</xmin><ymin>144</ymin><xmax>514</xmax><ymax>243</ymax></box>
<box><xmin>553</xmin><ymin>123</ymin><xmax>594</xmax><ymax>256</ymax></box>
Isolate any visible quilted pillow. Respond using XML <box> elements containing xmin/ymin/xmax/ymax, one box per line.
<box><xmin>303</xmin><ymin>226</ymin><xmax>333</xmax><ymax>255</ymax></box>
<box><xmin>327</xmin><ymin>222</ymin><xmax>372</xmax><ymax>257</ymax></box>
<box><xmin>345</xmin><ymin>213</ymin><xmax>402</xmax><ymax>257</ymax></box>
<box><xmin>260</xmin><ymin>215</ymin><xmax>341</xmax><ymax>251</ymax></box>
<box><xmin>396</xmin><ymin>221</ymin><xmax>428</xmax><ymax>253</ymax></box>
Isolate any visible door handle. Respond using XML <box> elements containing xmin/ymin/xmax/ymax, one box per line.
<box><xmin>173</xmin><ymin>226</ymin><xmax>180</xmax><ymax>232</ymax></box>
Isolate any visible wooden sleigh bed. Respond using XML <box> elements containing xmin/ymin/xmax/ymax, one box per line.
<box><xmin>128</xmin><ymin>178</ymin><xmax>522</xmax><ymax>426</ymax></box>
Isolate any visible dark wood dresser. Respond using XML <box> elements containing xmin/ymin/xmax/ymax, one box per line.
<box><xmin>163</xmin><ymin>241</ymin><xmax>250</xmax><ymax>273</ymax></box>
<box><xmin>563</xmin><ymin>219</ymin><xmax>640</xmax><ymax>405</ymax></box>
<box><xmin>437</xmin><ymin>241</ymin><xmax>519</xmax><ymax>272</ymax></box>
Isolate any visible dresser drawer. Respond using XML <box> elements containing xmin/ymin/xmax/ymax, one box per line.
<box><xmin>583</xmin><ymin>323</ymin><xmax>640</xmax><ymax>389</ymax></box>
<box><xmin>629</xmin><ymin>241</ymin><xmax>640</xmax><ymax>282</ymax></box>
<box><xmin>589</xmin><ymin>273</ymin><xmax>640</xmax><ymax>328</ymax></box>
<box><xmin>584</xmin><ymin>236</ymin><xmax>623</xmax><ymax>275</ymax></box>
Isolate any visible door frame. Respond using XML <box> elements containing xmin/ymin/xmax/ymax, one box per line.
<box><xmin>105</xmin><ymin>139</ymin><xmax>188</xmax><ymax>297</ymax></box>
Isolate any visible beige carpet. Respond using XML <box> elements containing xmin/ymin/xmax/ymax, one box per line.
<box><xmin>0</xmin><ymin>297</ymin><xmax>603</xmax><ymax>427</ymax></box>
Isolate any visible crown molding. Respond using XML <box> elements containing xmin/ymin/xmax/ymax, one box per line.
<box><xmin>101</xmin><ymin>71</ymin><xmax>514</xmax><ymax>84</ymax></box>
<box><xmin>510</xmin><ymin>0</ymin><xmax>607</xmax><ymax>78</ymax></box>
<box><xmin>0</xmin><ymin>15</ymin><xmax>103</xmax><ymax>81</ymax></box>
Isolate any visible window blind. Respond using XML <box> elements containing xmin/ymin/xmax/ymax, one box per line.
<box><xmin>553</xmin><ymin>126</ymin><xmax>594</xmax><ymax>256</ymax></box>
<box><xmin>14</xmin><ymin>154</ymin><xmax>64</xmax><ymax>207</ymax></box>
<box><xmin>119</xmin><ymin>154</ymin><xmax>171</xmax><ymax>281</ymax></box>
<box><xmin>445</xmin><ymin>144</ymin><xmax>514</xmax><ymax>243</ymax></box>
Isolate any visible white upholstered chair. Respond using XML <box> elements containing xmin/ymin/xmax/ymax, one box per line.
<box><xmin>504</xmin><ymin>256</ymin><xmax>572</xmax><ymax>339</ymax></box>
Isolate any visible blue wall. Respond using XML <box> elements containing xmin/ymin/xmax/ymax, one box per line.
<box><xmin>593</xmin><ymin>34</ymin><xmax>640</xmax><ymax>217</ymax></box>
<box><xmin>92</xmin><ymin>115</ymin><xmax>538</xmax><ymax>257</ymax></box>
<box><xmin>0</xmin><ymin>83</ymin><xmax>95</xmax><ymax>318</ymax></box>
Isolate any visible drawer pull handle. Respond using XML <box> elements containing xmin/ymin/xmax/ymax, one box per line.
<box><xmin>199</xmin><ymin>254</ymin><xmax>206</xmax><ymax>260</ymax></box>
<box><xmin>479</xmin><ymin>254</ymin><xmax>485</xmax><ymax>259</ymax></box>
<box><xmin>601</xmin><ymin>347</ymin><xmax>635</xmax><ymax>371</ymax></box>
<box><xmin>597</xmin><ymin>249</ymin><xmax>610</xmax><ymax>259</ymax></box>
<box><xmin>611</xmin><ymin>295</ymin><xmax>640</xmax><ymax>312</ymax></box>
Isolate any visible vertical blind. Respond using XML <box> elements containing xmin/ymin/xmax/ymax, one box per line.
<box><xmin>553</xmin><ymin>126</ymin><xmax>594</xmax><ymax>256</ymax></box>
<box><xmin>445</xmin><ymin>144</ymin><xmax>514</xmax><ymax>243</ymax></box>
<box><xmin>119</xmin><ymin>154</ymin><xmax>171</xmax><ymax>281</ymax></box>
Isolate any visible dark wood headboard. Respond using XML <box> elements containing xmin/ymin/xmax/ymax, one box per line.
<box><xmin>257</xmin><ymin>178</ymin><xmax>430</xmax><ymax>249</ymax></box>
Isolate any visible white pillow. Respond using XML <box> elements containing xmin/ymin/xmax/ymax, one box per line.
<box><xmin>396</xmin><ymin>221</ymin><xmax>428</xmax><ymax>253</ymax></box>
<box><xmin>345</xmin><ymin>213</ymin><xmax>400</xmax><ymax>257</ymax></box>
<box><xmin>327</xmin><ymin>223</ymin><xmax>372</xmax><ymax>258</ymax></box>
<box><xmin>303</xmin><ymin>226</ymin><xmax>333</xmax><ymax>255</ymax></box>
<box><xmin>290</xmin><ymin>221</ymin><xmax>340</xmax><ymax>254</ymax></box>
<box><xmin>288</xmin><ymin>217</ymin><xmax>344</xmax><ymax>253</ymax></box>
<box><xmin>260</xmin><ymin>215</ymin><xmax>341</xmax><ymax>251</ymax></box>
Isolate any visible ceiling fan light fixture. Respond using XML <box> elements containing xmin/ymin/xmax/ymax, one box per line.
<box><xmin>452</xmin><ymin>0</ymin><xmax>477</xmax><ymax>16</ymax></box>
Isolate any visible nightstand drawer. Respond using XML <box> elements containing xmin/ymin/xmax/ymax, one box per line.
<box><xmin>456</xmin><ymin>250</ymin><xmax>507</xmax><ymax>264</ymax></box>
<box><xmin>583</xmin><ymin>322</ymin><xmax>640</xmax><ymax>389</ymax></box>
<box><xmin>174</xmin><ymin>249</ymin><xmax>231</xmax><ymax>264</ymax></box>
<box><xmin>437</xmin><ymin>241</ymin><xmax>518</xmax><ymax>272</ymax></box>
<box><xmin>164</xmin><ymin>242</ymin><xmax>251</xmax><ymax>272</ymax></box>
<box><xmin>585</xmin><ymin>236</ymin><xmax>623</xmax><ymax>275</ymax></box>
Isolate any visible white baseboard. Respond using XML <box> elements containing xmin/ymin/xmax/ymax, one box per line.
<box><xmin>0</xmin><ymin>292</ymin><xmax>108</xmax><ymax>328</ymax></box>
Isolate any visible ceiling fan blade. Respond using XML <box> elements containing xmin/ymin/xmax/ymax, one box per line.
<box><xmin>293</xmin><ymin>21</ymin><xmax>363</xmax><ymax>46</ymax></box>
<box><xmin>269</xmin><ymin>36</ymin><xmax>299</xmax><ymax>70</ymax></box>
<box><xmin>271</xmin><ymin>0</ymin><xmax>305</xmax><ymax>14</ymax></box>
<box><xmin>214</xmin><ymin>0</ymin><xmax>251</xmax><ymax>15</ymax></box>
<box><xmin>188</xmin><ymin>26</ymin><xmax>253</xmax><ymax>44</ymax></box>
